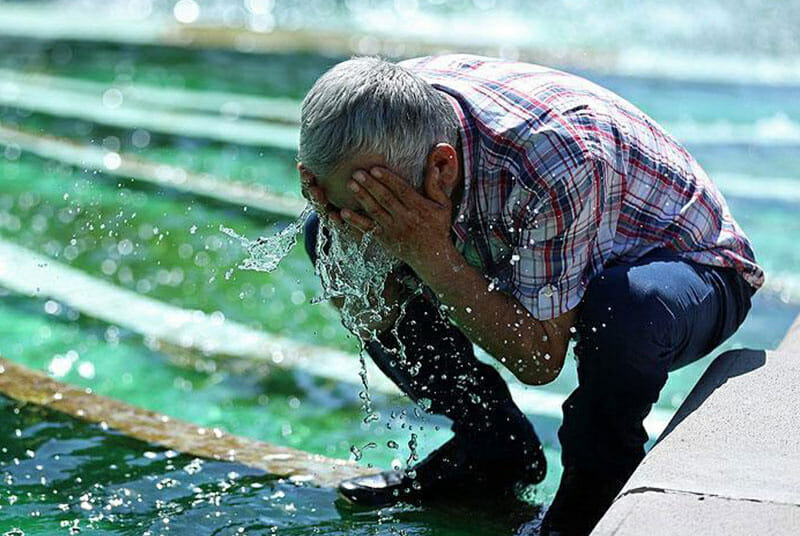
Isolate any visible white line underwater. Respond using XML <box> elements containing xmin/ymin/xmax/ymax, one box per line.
<box><xmin>710</xmin><ymin>172</ymin><xmax>800</xmax><ymax>204</ymax></box>
<box><xmin>0</xmin><ymin>125</ymin><xmax>306</xmax><ymax>217</ymax></box>
<box><xmin>3</xmin><ymin>73</ymin><xmax>800</xmax><ymax>210</ymax></box>
<box><xmin>0</xmin><ymin>238</ymin><xmax>675</xmax><ymax>438</ymax></box>
<box><xmin>667</xmin><ymin>114</ymin><xmax>800</xmax><ymax>147</ymax></box>
<box><xmin>0</xmin><ymin>74</ymin><xmax>299</xmax><ymax>149</ymax></box>
<box><xmin>0</xmin><ymin>68</ymin><xmax>302</xmax><ymax>123</ymax></box>
<box><xmin>3</xmin><ymin>68</ymin><xmax>800</xmax><ymax>149</ymax></box>
<box><xmin>1</xmin><ymin>127</ymin><xmax>798</xmax><ymax>308</ymax></box>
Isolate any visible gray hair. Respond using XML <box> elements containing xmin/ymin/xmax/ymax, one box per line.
<box><xmin>298</xmin><ymin>56</ymin><xmax>458</xmax><ymax>187</ymax></box>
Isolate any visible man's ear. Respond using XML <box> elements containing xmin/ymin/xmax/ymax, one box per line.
<box><xmin>425</xmin><ymin>143</ymin><xmax>460</xmax><ymax>197</ymax></box>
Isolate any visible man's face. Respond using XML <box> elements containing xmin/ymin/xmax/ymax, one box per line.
<box><xmin>305</xmin><ymin>153</ymin><xmax>402</xmax><ymax>338</ymax></box>
<box><xmin>314</xmin><ymin>153</ymin><xmax>388</xmax><ymax>217</ymax></box>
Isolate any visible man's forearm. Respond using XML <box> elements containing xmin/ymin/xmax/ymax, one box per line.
<box><xmin>412</xmin><ymin>244</ymin><xmax>566</xmax><ymax>385</ymax></box>
<box><xmin>333</xmin><ymin>162</ymin><xmax>571</xmax><ymax>381</ymax></box>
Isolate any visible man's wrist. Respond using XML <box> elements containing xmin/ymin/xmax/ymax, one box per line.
<box><xmin>411</xmin><ymin>241</ymin><xmax>468</xmax><ymax>293</ymax></box>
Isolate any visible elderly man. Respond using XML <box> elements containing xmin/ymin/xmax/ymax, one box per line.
<box><xmin>298</xmin><ymin>55</ymin><xmax>761</xmax><ymax>535</ymax></box>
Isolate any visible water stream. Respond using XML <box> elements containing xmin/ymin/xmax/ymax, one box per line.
<box><xmin>222</xmin><ymin>208</ymin><xmax>429</xmax><ymax>474</ymax></box>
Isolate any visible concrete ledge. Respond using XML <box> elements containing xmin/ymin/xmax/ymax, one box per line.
<box><xmin>592</xmin><ymin>316</ymin><xmax>800</xmax><ymax>535</ymax></box>
<box><xmin>596</xmin><ymin>489</ymin><xmax>800</xmax><ymax>535</ymax></box>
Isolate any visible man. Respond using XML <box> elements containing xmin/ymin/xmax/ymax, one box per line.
<box><xmin>297</xmin><ymin>55</ymin><xmax>761</xmax><ymax>535</ymax></box>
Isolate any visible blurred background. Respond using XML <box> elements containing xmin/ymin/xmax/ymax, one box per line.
<box><xmin>0</xmin><ymin>1</ymin><xmax>798</xmax><ymax>534</ymax></box>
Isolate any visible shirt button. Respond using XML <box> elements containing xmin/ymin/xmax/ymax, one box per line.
<box><xmin>540</xmin><ymin>284</ymin><xmax>556</xmax><ymax>298</ymax></box>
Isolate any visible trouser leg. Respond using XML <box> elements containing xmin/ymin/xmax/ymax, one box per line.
<box><xmin>559</xmin><ymin>250</ymin><xmax>753</xmax><ymax>480</ymax></box>
<box><xmin>303</xmin><ymin>212</ymin><xmax>542</xmax><ymax>466</ymax></box>
<box><xmin>545</xmin><ymin>249</ymin><xmax>754</xmax><ymax>534</ymax></box>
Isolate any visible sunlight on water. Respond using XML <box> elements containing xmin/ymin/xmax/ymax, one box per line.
<box><xmin>1</xmin><ymin>4</ymin><xmax>798</xmax><ymax>532</ymax></box>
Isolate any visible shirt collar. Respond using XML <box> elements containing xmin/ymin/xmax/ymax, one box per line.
<box><xmin>439</xmin><ymin>92</ymin><xmax>473</xmax><ymax>247</ymax></box>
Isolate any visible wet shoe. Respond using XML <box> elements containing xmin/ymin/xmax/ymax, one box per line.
<box><xmin>540</xmin><ymin>468</ymin><xmax>626</xmax><ymax>536</ymax></box>
<box><xmin>338</xmin><ymin>432</ymin><xmax>546</xmax><ymax>508</ymax></box>
<box><xmin>337</xmin><ymin>435</ymin><xmax>460</xmax><ymax>508</ymax></box>
<box><xmin>337</xmin><ymin>469</ymin><xmax>418</xmax><ymax>508</ymax></box>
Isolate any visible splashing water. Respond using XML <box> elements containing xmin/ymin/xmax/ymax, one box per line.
<box><xmin>406</xmin><ymin>432</ymin><xmax>419</xmax><ymax>467</ymax></box>
<box><xmin>349</xmin><ymin>441</ymin><xmax>377</xmax><ymax>462</ymax></box>
<box><xmin>311</xmin><ymin>219</ymin><xmax>402</xmax><ymax>339</ymax></box>
<box><xmin>223</xmin><ymin>205</ymin><xmax>427</xmax><ymax>473</ymax></box>
<box><xmin>221</xmin><ymin>203</ymin><xmax>403</xmax><ymax>340</ymax></box>
<box><xmin>220</xmin><ymin>205</ymin><xmax>312</xmax><ymax>273</ymax></box>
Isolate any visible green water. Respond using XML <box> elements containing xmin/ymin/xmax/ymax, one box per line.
<box><xmin>0</xmin><ymin>395</ymin><xmax>542</xmax><ymax>535</ymax></box>
<box><xmin>1</xmin><ymin>34</ymin><xmax>799</xmax><ymax>535</ymax></box>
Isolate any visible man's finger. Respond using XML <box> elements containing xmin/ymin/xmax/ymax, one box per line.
<box><xmin>349</xmin><ymin>176</ymin><xmax>393</xmax><ymax>225</ymax></box>
<box><xmin>369</xmin><ymin>167</ymin><xmax>416</xmax><ymax>203</ymax></box>
<box><xmin>353</xmin><ymin>170</ymin><xmax>408</xmax><ymax>216</ymax></box>
<box><xmin>341</xmin><ymin>208</ymin><xmax>377</xmax><ymax>233</ymax></box>
<box><xmin>328</xmin><ymin>211</ymin><xmax>344</xmax><ymax>226</ymax></box>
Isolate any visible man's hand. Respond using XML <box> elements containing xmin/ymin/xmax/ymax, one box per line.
<box><xmin>340</xmin><ymin>166</ymin><xmax>454</xmax><ymax>279</ymax></box>
<box><xmin>299</xmin><ymin>165</ymin><xmax>572</xmax><ymax>384</ymax></box>
<box><xmin>298</xmin><ymin>163</ymin><xmax>344</xmax><ymax>226</ymax></box>
<box><xmin>339</xmin><ymin>164</ymin><xmax>572</xmax><ymax>385</ymax></box>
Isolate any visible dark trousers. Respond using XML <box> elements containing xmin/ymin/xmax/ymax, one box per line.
<box><xmin>304</xmin><ymin>213</ymin><xmax>754</xmax><ymax>483</ymax></box>
<box><xmin>561</xmin><ymin>249</ymin><xmax>754</xmax><ymax>480</ymax></box>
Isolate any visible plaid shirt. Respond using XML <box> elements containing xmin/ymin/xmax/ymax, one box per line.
<box><xmin>401</xmin><ymin>55</ymin><xmax>764</xmax><ymax>320</ymax></box>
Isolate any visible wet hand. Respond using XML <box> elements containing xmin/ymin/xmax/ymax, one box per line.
<box><xmin>297</xmin><ymin>163</ymin><xmax>343</xmax><ymax>226</ymax></box>
<box><xmin>340</xmin><ymin>165</ymin><xmax>455</xmax><ymax>277</ymax></box>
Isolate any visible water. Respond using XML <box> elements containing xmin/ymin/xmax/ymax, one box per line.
<box><xmin>0</xmin><ymin>4</ymin><xmax>799</xmax><ymax>534</ymax></box>
<box><xmin>0</xmin><ymin>395</ymin><xmax>536</xmax><ymax>535</ymax></box>
<box><xmin>221</xmin><ymin>200</ymin><xmax>427</xmax><ymax>462</ymax></box>
<box><xmin>220</xmin><ymin>205</ymin><xmax>312</xmax><ymax>274</ymax></box>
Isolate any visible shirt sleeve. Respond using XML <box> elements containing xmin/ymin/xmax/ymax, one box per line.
<box><xmin>507</xmin><ymin>155</ymin><xmax>604</xmax><ymax>321</ymax></box>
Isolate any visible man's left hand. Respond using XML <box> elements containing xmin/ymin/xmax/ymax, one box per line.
<box><xmin>340</xmin><ymin>166</ymin><xmax>455</xmax><ymax>278</ymax></box>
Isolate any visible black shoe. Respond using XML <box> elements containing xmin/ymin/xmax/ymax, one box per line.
<box><xmin>540</xmin><ymin>468</ymin><xmax>626</xmax><ymax>536</ymax></box>
<box><xmin>338</xmin><ymin>431</ymin><xmax>546</xmax><ymax>508</ymax></box>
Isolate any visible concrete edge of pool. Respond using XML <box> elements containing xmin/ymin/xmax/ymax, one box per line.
<box><xmin>591</xmin><ymin>313</ymin><xmax>800</xmax><ymax>536</ymax></box>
